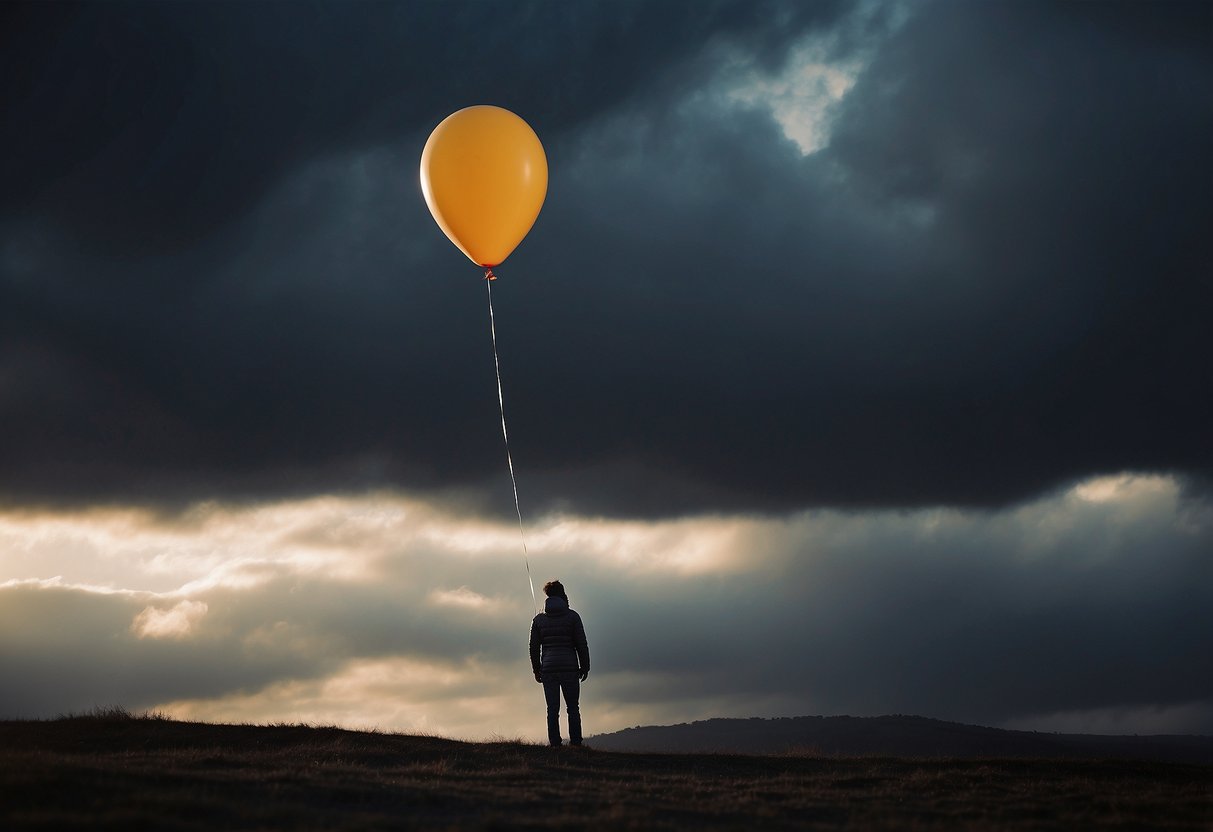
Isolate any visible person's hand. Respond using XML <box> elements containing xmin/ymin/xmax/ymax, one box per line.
<box><xmin>579</xmin><ymin>670</ymin><xmax>589</xmax><ymax>682</ymax></box>
<box><xmin>534</xmin><ymin>672</ymin><xmax>543</xmax><ymax>684</ymax></box>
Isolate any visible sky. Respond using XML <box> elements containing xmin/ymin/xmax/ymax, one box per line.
<box><xmin>1</xmin><ymin>0</ymin><xmax>1211</xmax><ymax>741</ymax></box>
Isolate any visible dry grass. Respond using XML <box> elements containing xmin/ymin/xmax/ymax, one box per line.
<box><xmin>1</xmin><ymin>711</ymin><xmax>1209</xmax><ymax>830</ymax></box>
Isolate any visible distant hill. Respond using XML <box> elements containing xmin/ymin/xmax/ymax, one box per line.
<box><xmin>590</xmin><ymin>715</ymin><xmax>1213</xmax><ymax>764</ymax></box>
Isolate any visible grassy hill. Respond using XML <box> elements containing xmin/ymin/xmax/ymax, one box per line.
<box><xmin>2</xmin><ymin>710</ymin><xmax>1210</xmax><ymax>830</ymax></box>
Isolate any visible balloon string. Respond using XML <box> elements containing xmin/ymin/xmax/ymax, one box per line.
<box><xmin>486</xmin><ymin>278</ymin><xmax>538</xmax><ymax>612</ymax></box>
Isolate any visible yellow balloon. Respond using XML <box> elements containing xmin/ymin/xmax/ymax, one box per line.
<box><xmin>420</xmin><ymin>105</ymin><xmax>548</xmax><ymax>269</ymax></box>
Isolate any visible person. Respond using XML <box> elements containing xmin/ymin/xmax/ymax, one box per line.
<box><xmin>529</xmin><ymin>579</ymin><xmax>590</xmax><ymax>747</ymax></box>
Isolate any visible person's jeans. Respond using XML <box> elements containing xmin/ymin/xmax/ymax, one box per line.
<box><xmin>542</xmin><ymin>671</ymin><xmax>581</xmax><ymax>746</ymax></box>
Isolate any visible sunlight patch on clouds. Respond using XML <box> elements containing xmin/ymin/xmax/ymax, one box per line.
<box><xmin>416</xmin><ymin>519</ymin><xmax>525</xmax><ymax>558</ymax></box>
<box><xmin>532</xmin><ymin>514</ymin><xmax>757</xmax><ymax>576</ymax></box>
<box><xmin>0</xmin><ymin>506</ymin><xmax>173</xmax><ymax>586</ymax></box>
<box><xmin>0</xmin><ymin>574</ymin><xmax>145</xmax><ymax>596</ymax></box>
<box><xmin>131</xmin><ymin>600</ymin><xmax>208</xmax><ymax>639</ymax></box>
<box><xmin>427</xmin><ymin>586</ymin><xmax>504</xmax><ymax>612</ymax></box>
<box><xmin>727</xmin><ymin>44</ymin><xmax>864</xmax><ymax>154</ymax></box>
<box><xmin>1073</xmin><ymin>473</ymin><xmax>1173</xmax><ymax>504</ymax></box>
<box><xmin>0</xmin><ymin>473</ymin><xmax>1199</xmax><ymax>603</ymax></box>
<box><xmin>0</xmin><ymin>493</ymin><xmax>445</xmax><ymax>596</ymax></box>
<box><xmin>968</xmin><ymin>473</ymin><xmax>1193</xmax><ymax>564</ymax></box>
<box><xmin>0</xmin><ymin>491</ymin><xmax>759</xmax><ymax>600</ymax></box>
<box><xmin>721</xmin><ymin>1</ymin><xmax>910</xmax><ymax>155</ymax></box>
<box><xmin>0</xmin><ymin>473</ymin><xmax>1198</xmax><ymax>597</ymax></box>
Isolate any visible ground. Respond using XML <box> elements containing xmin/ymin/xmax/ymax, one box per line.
<box><xmin>2</xmin><ymin>713</ymin><xmax>1210</xmax><ymax>830</ymax></box>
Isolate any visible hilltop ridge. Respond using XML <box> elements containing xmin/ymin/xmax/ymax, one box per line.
<box><xmin>590</xmin><ymin>714</ymin><xmax>1213</xmax><ymax>764</ymax></box>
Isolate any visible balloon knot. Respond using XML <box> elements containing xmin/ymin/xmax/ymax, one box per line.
<box><xmin>484</xmin><ymin>268</ymin><xmax>498</xmax><ymax>281</ymax></box>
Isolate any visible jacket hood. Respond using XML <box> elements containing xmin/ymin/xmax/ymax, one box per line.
<box><xmin>544</xmin><ymin>595</ymin><xmax>569</xmax><ymax>616</ymax></box>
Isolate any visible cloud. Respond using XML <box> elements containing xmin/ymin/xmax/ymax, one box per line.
<box><xmin>132</xmin><ymin>600</ymin><xmax>209</xmax><ymax>639</ymax></box>
<box><xmin>1</xmin><ymin>475</ymin><xmax>1209</xmax><ymax>738</ymax></box>
<box><xmin>725</xmin><ymin>0</ymin><xmax>909</xmax><ymax>154</ymax></box>
<box><xmin>0</xmin><ymin>0</ymin><xmax>848</xmax><ymax>255</ymax></box>
<box><xmin>1003</xmin><ymin>701</ymin><xmax>1213</xmax><ymax>737</ymax></box>
<box><xmin>2</xmin><ymin>1</ymin><xmax>1209</xmax><ymax>517</ymax></box>
<box><xmin>427</xmin><ymin>586</ymin><xmax>506</xmax><ymax>612</ymax></box>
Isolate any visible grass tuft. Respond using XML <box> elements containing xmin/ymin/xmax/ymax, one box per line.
<box><xmin>482</xmin><ymin>733</ymin><xmax>536</xmax><ymax>746</ymax></box>
<box><xmin>54</xmin><ymin>705</ymin><xmax>171</xmax><ymax>722</ymax></box>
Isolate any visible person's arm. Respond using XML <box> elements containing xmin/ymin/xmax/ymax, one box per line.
<box><xmin>529</xmin><ymin>617</ymin><xmax>542</xmax><ymax>680</ymax></box>
<box><xmin>574</xmin><ymin>614</ymin><xmax>590</xmax><ymax>680</ymax></box>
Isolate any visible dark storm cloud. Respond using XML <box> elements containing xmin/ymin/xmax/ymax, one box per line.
<box><xmin>816</xmin><ymin>0</ymin><xmax>1213</xmax><ymax>501</ymax></box>
<box><xmin>1</xmin><ymin>0</ymin><xmax>845</xmax><ymax>254</ymax></box>
<box><xmin>0</xmin><ymin>0</ymin><xmax>848</xmax><ymax>510</ymax></box>
<box><xmin>517</xmin><ymin>0</ymin><xmax>1213</xmax><ymax>515</ymax></box>
<box><xmin>1</xmin><ymin>0</ymin><xmax>1210</xmax><ymax>516</ymax></box>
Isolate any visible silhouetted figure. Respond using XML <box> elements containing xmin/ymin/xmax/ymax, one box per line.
<box><xmin>529</xmin><ymin>580</ymin><xmax>590</xmax><ymax>747</ymax></box>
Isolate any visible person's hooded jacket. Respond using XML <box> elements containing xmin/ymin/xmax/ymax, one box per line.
<box><xmin>529</xmin><ymin>595</ymin><xmax>590</xmax><ymax>676</ymax></box>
